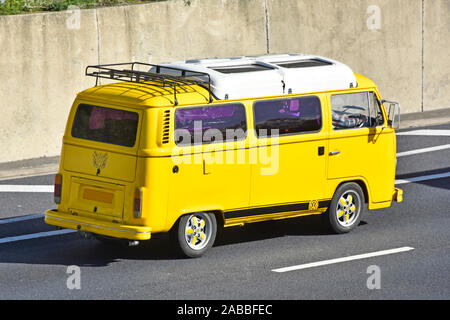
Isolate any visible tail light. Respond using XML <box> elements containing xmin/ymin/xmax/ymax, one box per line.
<box><xmin>134</xmin><ymin>188</ymin><xmax>143</xmax><ymax>218</ymax></box>
<box><xmin>54</xmin><ymin>174</ymin><xmax>62</xmax><ymax>204</ymax></box>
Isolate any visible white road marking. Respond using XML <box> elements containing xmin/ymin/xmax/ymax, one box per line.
<box><xmin>395</xmin><ymin>172</ymin><xmax>450</xmax><ymax>185</ymax></box>
<box><xmin>0</xmin><ymin>229</ymin><xmax>77</xmax><ymax>244</ymax></box>
<box><xmin>396</xmin><ymin>144</ymin><xmax>450</xmax><ymax>157</ymax></box>
<box><xmin>0</xmin><ymin>213</ymin><xmax>44</xmax><ymax>225</ymax></box>
<box><xmin>0</xmin><ymin>185</ymin><xmax>53</xmax><ymax>193</ymax></box>
<box><xmin>271</xmin><ymin>247</ymin><xmax>414</xmax><ymax>273</ymax></box>
<box><xmin>397</xmin><ymin>129</ymin><xmax>450</xmax><ymax>136</ymax></box>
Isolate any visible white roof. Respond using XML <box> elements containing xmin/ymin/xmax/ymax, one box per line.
<box><xmin>155</xmin><ymin>54</ymin><xmax>357</xmax><ymax>100</ymax></box>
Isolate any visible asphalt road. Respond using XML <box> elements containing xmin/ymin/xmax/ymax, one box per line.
<box><xmin>0</xmin><ymin>123</ymin><xmax>449</xmax><ymax>301</ymax></box>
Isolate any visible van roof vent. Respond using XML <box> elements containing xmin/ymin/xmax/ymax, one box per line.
<box><xmin>162</xmin><ymin>110</ymin><xmax>171</xmax><ymax>144</ymax></box>
<box><xmin>157</xmin><ymin>54</ymin><xmax>357</xmax><ymax>100</ymax></box>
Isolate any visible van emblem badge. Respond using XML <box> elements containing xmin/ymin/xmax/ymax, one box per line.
<box><xmin>93</xmin><ymin>151</ymin><xmax>108</xmax><ymax>174</ymax></box>
<box><xmin>308</xmin><ymin>200</ymin><xmax>319</xmax><ymax>211</ymax></box>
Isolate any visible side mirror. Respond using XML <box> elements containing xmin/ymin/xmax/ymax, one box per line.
<box><xmin>381</xmin><ymin>100</ymin><xmax>401</xmax><ymax>130</ymax></box>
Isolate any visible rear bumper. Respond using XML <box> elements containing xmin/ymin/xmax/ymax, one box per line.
<box><xmin>45</xmin><ymin>209</ymin><xmax>151</xmax><ymax>240</ymax></box>
<box><xmin>393</xmin><ymin>188</ymin><xmax>403</xmax><ymax>203</ymax></box>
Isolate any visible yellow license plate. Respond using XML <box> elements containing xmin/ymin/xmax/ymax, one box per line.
<box><xmin>83</xmin><ymin>188</ymin><xmax>114</xmax><ymax>204</ymax></box>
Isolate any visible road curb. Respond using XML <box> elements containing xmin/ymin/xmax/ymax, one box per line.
<box><xmin>399</xmin><ymin>108</ymin><xmax>450</xmax><ymax>129</ymax></box>
<box><xmin>0</xmin><ymin>157</ymin><xmax>59</xmax><ymax>181</ymax></box>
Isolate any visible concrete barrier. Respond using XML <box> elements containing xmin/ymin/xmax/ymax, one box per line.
<box><xmin>96</xmin><ymin>0</ymin><xmax>267</xmax><ymax>64</ymax></box>
<box><xmin>267</xmin><ymin>0</ymin><xmax>423</xmax><ymax>113</ymax></box>
<box><xmin>0</xmin><ymin>0</ymin><xmax>448</xmax><ymax>164</ymax></box>
<box><xmin>0</xmin><ymin>9</ymin><xmax>98</xmax><ymax>164</ymax></box>
<box><xmin>424</xmin><ymin>0</ymin><xmax>450</xmax><ymax>110</ymax></box>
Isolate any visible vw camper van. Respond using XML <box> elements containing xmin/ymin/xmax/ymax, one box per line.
<box><xmin>45</xmin><ymin>54</ymin><xmax>402</xmax><ymax>257</ymax></box>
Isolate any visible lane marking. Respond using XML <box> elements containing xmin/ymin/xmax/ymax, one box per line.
<box><xmin>0</xmin><ymin>213</ymin><xmax>44</xmax><ymax>225</ymax></box>
<box><xmin>272</xmin><ymin>247</ymin><xmax>414</xmax><ymax>273</ymax></box>
<box><xmin>0</xmin><ymin>229</ymin><xmax>77</xmax><ymax>244</ymax></box>
<box><xmin>397</xmin><ymin>129</ymin><xmax>450</xmax><ymax>136</ymax></box>
<box><xmin>396</xmin><ymin>144</ymin><xmax>450</xmax><ymax>157</ymax></box>
<box><xmin>395</xmin><ymin>172</ymin><xmax>450</xmax><ymax>185</ymax></box>
<box><xmin>0</xmin><ymin>185</ymin><xmax>53</xmax><ymax>193</ymax></box>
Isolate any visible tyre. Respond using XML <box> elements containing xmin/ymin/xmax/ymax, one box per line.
<box><xmin>172</xmin><ymin>212</ymin><xmax>217</xmax><ymax>258</ymax></box>
<box><xmin>327</xmin><ymin>182</ymin><xmax>364</xmax><ymax>234</ymax></box>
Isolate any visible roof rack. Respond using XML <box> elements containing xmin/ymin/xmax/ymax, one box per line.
<box><xmin>85</xmin><ymin>62</ymin><xmax>214</xmax><ymax>105</ymax></box>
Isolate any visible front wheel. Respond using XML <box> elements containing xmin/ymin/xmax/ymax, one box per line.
<box><xmin>327</xmin><ymin>183</ymin><xmax>364</xmax><ymax>234</ymax></box>
<box><xmin>172</xmin><ymin>212</ymin><xmax>217</xmax><ymax>258</ymax></box>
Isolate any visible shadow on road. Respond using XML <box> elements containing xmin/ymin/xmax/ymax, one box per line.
<box><xmin>0</xmin><ymin>214</ymin><xmax>362</xmax><ymax>266</ymax></box>
<box><xmin>396</xmin><ymin>167</ymin><xmax>450</xmax><ymax>191</ymax></box>
<box><xmin>214</xmin><ymin>214</ymin><xmax>334</xmax><ymax>247</ymax></box>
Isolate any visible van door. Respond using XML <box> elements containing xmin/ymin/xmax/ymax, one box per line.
<box><xmin>248</xmin><ymin>95</ymin><xmax>329</xmax><ymax>219</ymax></box>
<box><xmin>168</xmin><ymin>103</ymin><xmax>251</xmax><ymax>224</ymax></box>
<box><xmin>327</xmin><ymin>91</ymin><xmax>395</xmax><ymax>204</ymax></box>
<box><xmin>63</xmin><ymin>102</ymin><xmax>142</xmax><ymax>220</ymax></box>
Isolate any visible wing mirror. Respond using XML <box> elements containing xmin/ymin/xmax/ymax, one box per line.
<box><xmin>381</xmin><ymin>100</ymin><xmax>401</xmax><ymax>130</ymax></box>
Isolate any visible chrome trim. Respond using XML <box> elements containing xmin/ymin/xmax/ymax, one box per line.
<box><xmin>381</xmin><ymin>100</ymin><xmax>401</xmax><ymax>129</ymax></box>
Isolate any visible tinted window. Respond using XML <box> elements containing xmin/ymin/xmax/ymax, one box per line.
<box><xmin>331</xmin><ymin>92</ymin><xmax>384</xmax><ymax>130</ymax></box>
<box><xmin>253</xmin><ymin>96</ymin><xmax>322</xmax><ymax>137</ymax></box>
<box><xmin>175</xmin><ymin>104</ymin><xmax>247</xmax><ymax>145</ymax></box>
<box><xmin>71</xmin><ymin>104</ymin><xmax>139</xmax><ymax>147</ymax></box>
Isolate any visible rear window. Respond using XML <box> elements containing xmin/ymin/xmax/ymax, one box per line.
<box><xmin>71</xmin><ymin>104</ymin><xmax>139</xmax><ymax>147</ymax></box>
<box><xmin>174</xmin><ymin>103</ymin><xmax>247</xmax><ymax>145</ymax></box>
<box><xmin>254</xmin><ymin>96</ymin><xmax>322</xmax><ymax>137</ymax></box>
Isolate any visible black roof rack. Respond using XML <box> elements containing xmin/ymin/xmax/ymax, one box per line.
<box><xmin>85</xmin><ymin>62</ymin><xmax>213</xmax><ymax>105</ymax></box>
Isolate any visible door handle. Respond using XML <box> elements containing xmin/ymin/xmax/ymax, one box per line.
<box><xmin>329</xmin><ymin>151</ymin><xmax>340</xmax><ymax>156</ymax></box>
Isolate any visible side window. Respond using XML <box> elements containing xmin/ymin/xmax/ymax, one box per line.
<box><xmin>174</xmin><ymin>103</ymin><xmax>247</xmax><ymax>145</ymax></box>
<box><xmin>331</xmin><ymin>92</ymin><xmax>384</xmax><ymax>130</ymax></box>
<box><xmin>253</xmin><ymin>96</ymin><xmax>322</xmax><ymax>137</ymax></box>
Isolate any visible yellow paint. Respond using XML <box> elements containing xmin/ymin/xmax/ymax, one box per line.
<box><xmin>45</xmin><ymin>72</ymin><xmax>402</xmax><ymax>241</ymax></box>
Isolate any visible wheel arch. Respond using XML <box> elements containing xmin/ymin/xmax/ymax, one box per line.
<box><xmin>332</xmin><ymin>179</ymin><xmax>369</xmax><ymax>204</ymax></box>
<box><xmin>167</xmin><ymin>209</ymin><xmax>225</xmax><ymax>232</ymax></box>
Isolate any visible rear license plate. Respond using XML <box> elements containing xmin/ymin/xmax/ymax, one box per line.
<box><xmin>83</xmin><ymin>188</ymin><xmax>114</xmax><ymax>204</ymax></box>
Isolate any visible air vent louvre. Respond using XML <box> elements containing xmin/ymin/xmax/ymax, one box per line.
<box><xmin>162</xmin><ymin>110</ymin><xmax>171</xmax><ymax>144</ymax></box>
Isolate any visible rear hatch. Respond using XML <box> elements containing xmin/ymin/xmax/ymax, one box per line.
<box><xmin>63</xmin><ymin>102</ymin><xmax>142</xmax><ymax>220</ymax></box>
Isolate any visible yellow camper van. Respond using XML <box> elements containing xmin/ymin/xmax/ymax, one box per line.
<box><xmin>45</xmin><ymin>54</ymin><xmax>403</xmax><ymax>257</ymax></box>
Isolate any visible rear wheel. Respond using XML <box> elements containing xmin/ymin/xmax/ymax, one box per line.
<box><xmin>172</xmin><ymin>212</ymin><xmax>217</xmax><ymax>258</ymax></box>
<box><xmin>327</xmin><ymin>183</ymin><xmax>364</xmax><ymax>234</ymax></box>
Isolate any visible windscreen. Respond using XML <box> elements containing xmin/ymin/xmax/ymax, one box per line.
<box><xmin>71</xmin><ymin>104</ymin><xmax>139</xmax><ymax>147</ymax></box>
